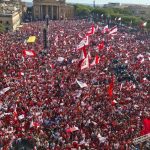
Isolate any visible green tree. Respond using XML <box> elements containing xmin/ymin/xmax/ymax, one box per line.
<box><xmin>0</xmin><ymin>23</ymin><xmax>4</xmax><ymax>33</ymax></box>
<box><xmin>73</xmin><ymin>4</ymin><xmax>149</xmax><ymax>28</ymax></box>
<box><xmin>74</xmin><ymin>4</ymin><xmax>93</xmax><ymax>18</ymax></box>
<box><xmin>146</xmin><ymin>20</ymin><xmax>150</xmax><ymax>30</ymax></box>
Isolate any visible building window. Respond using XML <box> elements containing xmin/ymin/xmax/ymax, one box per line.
<box><xmin>140</xmin><ymin>11</ymin><xmax>145</xmax><ymax>14</ymax></box>
<box><xmin>6</xmin><ymin>21</ymin><xmax>9</xmax><ymax>24</ymax></box>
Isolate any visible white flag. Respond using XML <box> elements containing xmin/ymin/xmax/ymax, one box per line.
<box><xmin>57</xmin><ymin>57</ymin><xmax>65</xmax><ymax>62</ymax></box>
<box><xmin>0</xmin><ymin>87</ymin><xmax>11</xmax><ymax>95</ymax></box>
<box><xmin>80</xmin><ymin>56</ymin><xmax>89</xmax><ymax>70</ymax></box>
<box><xmin>118</xmin><ymin>17</ymin><xmax>121</xmax><ymax>21</ymax></box>
<box><xmin>77</xmin><ymin>36</ymin><xmax>89</xmax><ymax>50</ymax></box>
<box><xmin>76</xmin><ymin>79</ymin><xmax>88</xmax><ymax>88</ymax></box>
<box><xmin>109</xmin><ymin>26</ymin><xmax>118</xmax><ymax>35</ymax></box>
<box><xmin>18</xmin><ymin>114</ymin><xmax>25</xmax><ymax>120</ymax></box>
<box><xmin>142</xmin><ymin>22</ymin><xmax>147</xmax><ymax>27</ymax></box>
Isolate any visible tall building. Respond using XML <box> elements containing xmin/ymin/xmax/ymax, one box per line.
<box><xmin>33</xmin><ymin>0</ymin><xmax>74</xmax><ymax>20</ymax></box>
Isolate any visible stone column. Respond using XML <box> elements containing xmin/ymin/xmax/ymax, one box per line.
<box><xmin>59</xmin><ymin>5</ymin><xmax>61</xmax><ymax>20</ymax></box>
<box><xmin>40</xmin><ymin>5</ymin><xmax>43</xmax><ymax>20</ymax></box>
<box><xmin>51</xmin><ymin>6</ymin><xmax>54</xmax><ymax>20</ymax></box>
<box><xmin>48</xmin><ymin>5</ymin><xmax>51</xmax><ymax>19</ymax></box>
<box><xmin>46</xmin><ymin>5</ymin><xmax>48</xmax><ymax>16</ymax></box>
<box><xmin>57</xmin><ymin>6</ymin><xmax>59</xmax><ymax>20</ymax></box>
<box><xmin>39</xmin><ymin>5</ymin><xmax>41</xmax><ymax>19</ymax></box>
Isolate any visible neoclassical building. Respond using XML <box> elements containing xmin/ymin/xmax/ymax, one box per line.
<box><xmin>33</xmin><ymin>0</ymin><xmax>74</xmax><ymax>20</ymax></box>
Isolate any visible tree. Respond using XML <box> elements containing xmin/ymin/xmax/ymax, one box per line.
<box><xmin>0</xmin><ymin>23</ymin><xmax>5</xmax><ymax>33</ymax></box>
<box><xmin>73</xmin><ymin>4</ymin><xmax>149</xmax><ymax>28</ymax></box>
<box><xmin>146</xmin><ymin>20</ymin><xmax>150</xmax><ymax>30</ymax></box>
<box><xmin>74</xmin><ymin>4</ymin><xmax>93</xmax><ymax>18</ymax></box>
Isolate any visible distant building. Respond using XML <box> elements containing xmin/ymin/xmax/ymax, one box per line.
<box><xmin>126</xmin><ymin>5</ymin><xmax>150</xmax><ymax>20</ymax></box>
<box><xmin>103</xmin><ymin>2</ymin><xmax>121</xmax><ymax>8</ymax></box>
<box><xmin>33</xmin><ymin>0</ymin><xmax>74</xmax><ymax>20</ymax></box>
<box><xmin>103</xmin><ymin>2</ymin><xmax>150</xmax><ymax>20</ymax></box>
<box><xmin>0</xmin><ymin>0</ymin><xmax>27</xmax><ymax>31</ymax></box>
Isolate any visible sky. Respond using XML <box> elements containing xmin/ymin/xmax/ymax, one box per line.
<box><xmin>23</xmin><ymin>0</ymin><xmax>150</xmax><ymax>5</ymax></box>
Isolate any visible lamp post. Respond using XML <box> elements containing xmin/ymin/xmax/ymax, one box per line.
<box><xmin>43</xmin><ymin>26</ymin><xmax>47</xmax><ymax>49</ymax></box>
<box><xmin>46</xmin><ymin>15</ymin><xmax>49</xmax><ymax>28</ymax></box>
<box><xmin>43</xmin><ymin>15</ymin><xmax>49</xmax><ymax>50</ymax></box>
<box><xmin>107</xmin><ymin>14</ymin><xmax>110</xmax><ymax>27</ymax></box>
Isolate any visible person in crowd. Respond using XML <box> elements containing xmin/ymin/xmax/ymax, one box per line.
<box><xmin>0</xmin><ymin>20</ymin><xmax>149</xmax><ymax>149</ymax></box>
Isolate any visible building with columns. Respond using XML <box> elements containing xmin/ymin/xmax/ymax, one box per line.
<box><xmin>33</xmin><ymin>0</ymin><xmax>74</xmax><ymax>20</ymax></box>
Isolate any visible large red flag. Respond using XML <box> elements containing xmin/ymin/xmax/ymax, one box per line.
<box><xmin>79</xmin><ymin>46</ymin><xmax>87</xmax><ymax>61</ymax></box>
<box><xmin>80</xmin><ymin>56</ymin><xmax>90</xmax><ymax>70</ymax></box>
<box><xmin>141</xmin><ymin>118</ymin><xmax>150</xmax><ymax>135</ymax></box>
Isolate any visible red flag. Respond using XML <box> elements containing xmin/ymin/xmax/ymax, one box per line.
<box><xmin>80</xmin><ymin>46</ymin><xmax>87</xmax><ymax>60</ymax></box>
<box><xmin>101</xmin><ymin>25</ymin><xmax>109</xmax><ymax>34</ymax></box>
<box><xmin>111</xmin><ymin>100</ymin><xmax>117</xmax><ymax>106</ymax></box>
<box><xmin>141</xmin><ymin>118</ymin><xmax>150</xmax><ymax>135</ymax></box>
<box><xmin>66</xmin><ymin>126</ymin><xmax>79</xmax><ymax>133</ymax></box>
<box><xmin>18</xmin><ymin>71</ymin><xmax>24</xmax><ymax>77</ymax></box>
<box><xmin>98</xmin><ymin>41</ymin><xmax>104</xmax><ymax>50</ymax></box>
<box><xmin>30</xmin><ymin>120</ymin><xmax>40</xmax><ymax>128</ymax></box>
<box><xmin>13</xmin><ymin>104</ymin><xmax>18</xmax><ymax>121</ymax></box>
<box><xmin>86</xmin><ymin>25</ymin><xmax>95</xmax><ymax>36</ymax></box>
<box><xmin>80</xmin><ymin>56</ymin><xmax>90</xmax><ymax>70</ymax></box>
<box><xmin>87</xmin><ymin>51</ymin><xmax>91</xmax><ymax>59</ymax></box>
<box><xmin>90</xmin><ymin>55</ymin><xmax>100</xmax><ymax>66</ymax></box>
<box><xmin>108</xmin><ymin>76</ymin><xmax>114</xmax><ymax>98</ymax></box>
<box><xmin>109</xmin><ymin>26</ymin><xmax>118</xmax><ymax>35</ymax></box>
<box><xmin>77</xmin><ymin>36</ymin><xmax>89</xmax><ymax>50</ymax></box>
<box><xmin>23</xmin><ymin>50</ymin><xmax>36</xmax><ymax>57</ymax></box>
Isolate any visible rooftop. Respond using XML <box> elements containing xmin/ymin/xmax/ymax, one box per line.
<box><xmin>0</xmin><ymin>2</ymin><xmax>20</xmax><ymax>15</ymax></box>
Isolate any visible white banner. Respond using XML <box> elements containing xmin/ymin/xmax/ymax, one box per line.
<box><xmin>133</xmin><ymin>133</ymin><xmax>150</xmax><ymax>145</ymax></box>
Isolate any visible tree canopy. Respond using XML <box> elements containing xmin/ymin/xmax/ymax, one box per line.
<box><xmin>74</xmin><ymin>4</ymin><xmax>150</xmax><ymax>29</ymax></box>
<box><xmin>0</xmin><ymin>23</ymin><xmax>5</xmax><ymax>33</ymax></box>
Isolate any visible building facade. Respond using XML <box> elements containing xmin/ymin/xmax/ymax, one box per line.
<box><xmin>103</xmin><ymin>3</ymin><xmax>121</xmax><ymax>8</ymax></box>
<box><xmin>0</xmin><ymin>0</ymin><xmax>27</xmax><ymax>31</ymax></box>
<box><xmin>33</xmin><ymin>0</ymin><xmax>74</xmax><ymax>20</ymax></box>
<box><xmin>126</xmin><ymin>5</ymin><xmax>150</xmax><ymax>20</ymax></box>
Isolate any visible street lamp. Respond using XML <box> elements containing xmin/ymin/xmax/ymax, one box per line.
<box><xmin>43</xmin><ymin>26</ymin><xmax>47</xmax><ymax>49</ymax></box>
<box><xmin>43</xmin><ymin>15</ymin><xmax>49</xmax><ymax>50</ymax></box>
<box><xmin>45</xmin><ymin>15</ymin><xmax>49</xmax><ymax>27</ymax></box>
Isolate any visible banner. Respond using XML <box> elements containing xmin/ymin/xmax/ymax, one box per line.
<box><xmin>133</xmin><ymin>133</ymin><xmax>150</xmax><ymax>145</ymax></box>
<box><xmin>27</xmin><ymin>36</ymin><xmax>36</xmax><ymax>43</ymax></box>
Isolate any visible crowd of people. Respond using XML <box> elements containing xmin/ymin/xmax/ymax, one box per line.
<box><xmin>0</xmin><ymin>20</ymin><xmax>150</xmax><ymax>149</ymax></box>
